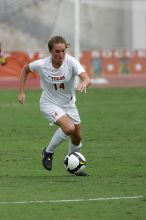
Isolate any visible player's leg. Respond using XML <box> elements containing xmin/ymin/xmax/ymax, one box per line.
<box><xmin>68</xmin><ymin>124</ymin><xmax>89</xmax><ymax>176</ymax></box>
<box><xmin>65</xmin><ymin>106</ymin><xmax>82</xmax><ymax>153</ymax></box>
<box><xmin>69</xmin><ymin>124</ymin><xmax>82</xmax><ymax>153</ymax></box>
<box><xmin>42</xmin><ymin>114</ymin><xmax>76</xmax><ymax>171</ymax></box>
<box><xmin>40</xmin><ymin>102</ymin><xmax>73</xmax><ymax>171</ymax></box>
<box><xmin>66</xmin><ymin>107</ymin><xmax>89</xmax><ymax>176</ymax></box>
<box><xmin>69</xmin><ymin>124</ymin><xmax>89</xmax><ymax>176</ymax></box>
<box><xmin>46</xmin><ymin>114</ymin><xmax>75</xmax><ymax>154</ymax></box>
<box><xmin>41</xmin><ymin>103</ymin><xmax>70</xmax><ymax>153</ymax></box>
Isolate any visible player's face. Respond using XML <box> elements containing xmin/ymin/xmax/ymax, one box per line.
<box><xmin>51</xmin><ymin>43</ymin><xmax>66</xmax><ymax>67</ymax></box>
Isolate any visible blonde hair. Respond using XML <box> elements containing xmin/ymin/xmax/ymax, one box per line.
<box><xmin>48</xmin><ymin>36</ymin><xmax>70</xmax><ymax>52</ymax></box>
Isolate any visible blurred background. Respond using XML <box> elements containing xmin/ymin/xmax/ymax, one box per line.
<box><xmin>0</xmin><ymin>0</ymin><xmax>146</xmax><ymax>88</ymax></box>
<box><xmin>1</xmin><ymin>0</ymin><xmax>146</xmax><ymax>50</ymax></box>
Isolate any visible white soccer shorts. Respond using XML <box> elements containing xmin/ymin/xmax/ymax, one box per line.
<box><xmin>40</xmin><ymin>102</ymin><xmax>81</xmax><ymax>125</ymax></box>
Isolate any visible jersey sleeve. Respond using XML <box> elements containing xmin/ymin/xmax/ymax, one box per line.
<box><xmin>70</xmin><ymin>56</ymin><xmax>85</xmax><ymax>76</ymax></box>
<box><xmin>29</xmin><ymin>60</ymin><xmax>41</xmax><ymax>73</ymax></box>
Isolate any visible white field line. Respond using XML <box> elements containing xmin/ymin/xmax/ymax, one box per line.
<box><xmin>0</xmin><ymin>196</ymin><xmax>144</xmax><ymax>205</ymax></box>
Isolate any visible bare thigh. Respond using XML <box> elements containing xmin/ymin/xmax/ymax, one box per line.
<box><xmin>56</xmin><ymin>114</ymin><xmax>75</xmax><ymax>136</ymax></box>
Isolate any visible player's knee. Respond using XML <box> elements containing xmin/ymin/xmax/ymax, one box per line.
<box><xmin>63</xmin><ymin>124</ymin><xmax>75</xmax><ymax>136</ymax></box>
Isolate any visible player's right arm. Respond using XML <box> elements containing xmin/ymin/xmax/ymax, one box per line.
<box><xmin>18</xmin><ymin>64</ymin><xmax>31</xmax><ymax>104</ymax></box>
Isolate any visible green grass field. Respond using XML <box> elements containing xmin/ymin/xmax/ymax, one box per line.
<box><xmin>0</xmin><ymin>88</ymin><xmax>146</xmax><ymax>220</ymax></box>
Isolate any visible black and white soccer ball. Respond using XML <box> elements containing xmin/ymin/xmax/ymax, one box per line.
<box><xmin>64</xmin><ymin>152</ymin><xmax>86</xmax><ymax>174</ymax></box>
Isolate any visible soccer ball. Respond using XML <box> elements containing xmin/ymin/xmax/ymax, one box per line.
<box><xmin>64</xmin><ymin>152</ymin><xmax>86</xmax><ymax>174</ymax></box>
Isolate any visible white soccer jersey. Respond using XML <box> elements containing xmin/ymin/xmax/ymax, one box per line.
<box><xmin>29</xmin><ymin>54</ymin><xmax>85</xmax><ymax>107</ymax></box>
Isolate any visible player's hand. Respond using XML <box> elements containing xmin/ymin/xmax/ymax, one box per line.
<box><xmin>76</xmin><ymin>82</ymin><xmax>86</xmax><ymax>93</ymax></box>
<box><xmin>18</xmin><ymin>93</ymin><xmax>26</xmax><ymax>104</ymax></box>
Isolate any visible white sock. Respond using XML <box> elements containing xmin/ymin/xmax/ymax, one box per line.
<box><xmin>68</xmin><ymin>141</ymin><xmax>82</xmax><ymax>154</ymax></box>
<box><xmin>46</xmin><ymin>128</ymin><xmax>69</xmax><ymax>153</ymax></box>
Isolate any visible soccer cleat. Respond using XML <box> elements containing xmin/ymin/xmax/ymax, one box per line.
<box><xmin>42</xmin><ymin>148</ymin><xmax>53</xmax><ymax>171</ymax></box>
<box><xmin>74</xmin><ymin>171</ymin><xmax>89</xmax><ymax>176</ymax></box>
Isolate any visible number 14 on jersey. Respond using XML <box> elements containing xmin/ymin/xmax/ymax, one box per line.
<box><xmin>53</xmin><ymin>83</ymin><xmax>65</xmax><ymax>90</ymax></box>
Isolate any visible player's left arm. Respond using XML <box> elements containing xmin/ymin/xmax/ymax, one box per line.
<box><xmin>77</xmin><ymin>72</ymin><xmax>91</xmax><ymax>93</ymax></box>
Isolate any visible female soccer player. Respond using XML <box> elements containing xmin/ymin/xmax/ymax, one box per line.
<box><xmin>18</xmin><ymin>36</ymin><xmax>91</xmax><ymax>176</ymax></box>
